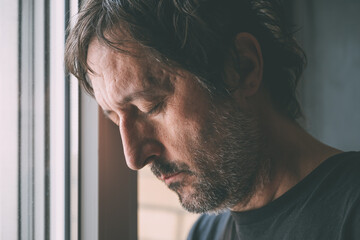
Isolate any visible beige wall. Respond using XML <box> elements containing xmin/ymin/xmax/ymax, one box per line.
<box><xmin>138</xmin><ymin>167</ymin><xmax>199</xmax><ymax>240</ymax></box>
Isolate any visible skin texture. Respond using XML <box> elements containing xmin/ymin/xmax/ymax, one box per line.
<box><xmin>87</xmin><ymin>34</ymin><xmax>341</xmax><ymax>213</ymax></box>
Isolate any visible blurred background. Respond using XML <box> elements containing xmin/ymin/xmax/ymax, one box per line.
<box><xmin>1</xmin><ymin>0</ymin><xmax>359</xmax><ymax>240</ymax></box>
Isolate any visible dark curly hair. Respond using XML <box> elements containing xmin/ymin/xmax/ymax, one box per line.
<box><xmin>65</xmin><ymin>0</ymin><xmax>306</xmax><ymax>119</ymax></box>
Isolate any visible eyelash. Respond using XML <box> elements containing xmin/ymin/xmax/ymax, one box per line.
<box><xmin>146</xmin><ymin>101</ymin><xmax>165</xmax><ymax>115</ymax></box>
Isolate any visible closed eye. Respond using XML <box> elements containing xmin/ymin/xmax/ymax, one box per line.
<box><xmin>103</xmin><ymin>110</ymin><xmax>119</xmax><ymax>125</ymax></box>
<box><xmin>146</xmin><ymin>100</ymin><xmax>165</xmax><ymax>115</ymax></box>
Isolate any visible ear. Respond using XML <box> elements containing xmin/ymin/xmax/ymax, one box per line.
<box><xmin>226</xmin><ymin>33</ymin><xmax>263</xmax><ymax>103</ymax></box>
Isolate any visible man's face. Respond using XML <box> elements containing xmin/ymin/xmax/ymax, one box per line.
<box><xmin>87</xmin><ymin>38</ymin><xmax>265</xmax><ymax>213</ymax></box>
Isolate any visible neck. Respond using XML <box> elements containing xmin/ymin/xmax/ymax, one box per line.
<box><xmin>231</xmin><ymin>110</ymin><xmax>341</xmax><ymax>212</ymax></box>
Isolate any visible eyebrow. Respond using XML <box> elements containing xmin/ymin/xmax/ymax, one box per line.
<box><xmin>103</xmin><ymin>110</ymin><xmax>113</xmax><ymax>118</ymax></box>
<box><xmin>102</xmin><ymin>88</ymin><xmax>168</xmax><ymax>117</ymax></box>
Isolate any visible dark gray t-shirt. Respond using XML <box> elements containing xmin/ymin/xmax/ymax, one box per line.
<box><xmin>187</xmin><ymin>152</ymin><xmax>360</xmax><ymax>240</ymax></box>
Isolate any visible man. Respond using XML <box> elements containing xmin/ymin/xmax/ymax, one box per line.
<box><xmin>65</xmin><ymin>0</ymin><xmax>360</xmax><ymax>239</ymax></box>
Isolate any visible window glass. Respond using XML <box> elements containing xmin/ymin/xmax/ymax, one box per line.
<box><xmin>0</xmin><ymin>1</ymin><xmax>19</xmax><ymax>239</ymax></box>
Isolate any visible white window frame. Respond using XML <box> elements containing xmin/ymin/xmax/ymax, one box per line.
<box><xmin>0</xmin><ymin>1</ymin><xmax>19</xmax><ymax>239</ymax></box>
<box><xmin>1</xmin><ymin>0</ymin><xmax>82</xmax><ymax>239</ymax></box>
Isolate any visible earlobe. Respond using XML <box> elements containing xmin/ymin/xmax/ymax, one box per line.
<box><xmin>230</xmin><ymin>33</ymin><xmax>264</xmax><ymax>99</ymax></box>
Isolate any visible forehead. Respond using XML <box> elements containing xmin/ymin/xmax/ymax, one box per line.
<box><xmin>87</xmin><ymin>38</ymin><xmax>168</xmax><ymax>87</ymax></box>
<box><xmin>87</xmin><ymin>38</ymin><xmax>176</xmax><ymax>105</ymax></box>
<box><xmin>86</xmin><ymin>37</ymin><xmax>215</xmax><ymax>123</ymax></box>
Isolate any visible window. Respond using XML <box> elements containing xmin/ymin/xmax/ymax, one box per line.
<box><xmin>1</xmin><ymin>1</ymin><xmax>198</xmax><ymax>239</ymax></box>
<box><xmin>0</xmin><ymin>1</ymin><xmax>19</xmax><ymax>238</ymax></box>
<box><xmin>0</xmin><ymin>0</ymin><xmax>81</xmax><ymax>239</ymax></box>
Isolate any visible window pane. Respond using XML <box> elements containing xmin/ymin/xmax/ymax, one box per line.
<box><xmin>0</xmin><ymin>1</ymin><xmax>19</xmax><ymax>239</ymax></box>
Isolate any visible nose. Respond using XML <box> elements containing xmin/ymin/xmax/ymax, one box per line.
<box><xmin>119</xmin><ymin>113</ymin><xmax>163</xmax><ymax>170</ymax></box>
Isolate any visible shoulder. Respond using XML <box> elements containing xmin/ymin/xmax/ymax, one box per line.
<box><xmin>333</xmin><ymin>152</ymin><xmax>360</xmax><ymax>238</ymax></box>
<box><xmin>312</xmin><ymin>151</ymin><xmax>360</xmax><ymax>239</ymax></box>
<box><xmin>187</xmin><ymin>211</ymin><xmax>233</xmax><ymax>240</ymax></box>
<box><xmin>312</xmin><ymin>151</ymin><xmax>360</xmax><ymax>202</ymax></box>
<box><xmin>318</xmin><ymin>151</ymin><xmax>360</xmax><ymax>182</ymax></box>
<box><xmin>325</xmin><ymin>151</ymin><xmax>360</xmax><ymax>185</ymax></box>
<box><xmin>334</xmin><ymin>151</ymin><xmax>360</xmax><ymax>167</ymax></box>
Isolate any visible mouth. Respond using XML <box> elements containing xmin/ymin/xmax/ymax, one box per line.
<box><xmin>161</xmin><ymin>171</ymin><xmax>186</xmax><ymax>185</ymax></box>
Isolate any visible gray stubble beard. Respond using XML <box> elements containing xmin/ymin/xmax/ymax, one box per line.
<box><xmin>176</xmin><ymin>101</ymin><xmax>271</xmax><ymax>214</ymax></box>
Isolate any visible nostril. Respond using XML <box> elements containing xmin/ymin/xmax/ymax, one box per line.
<box><xmin>144</xmin><ymin>155</ymin><xmax>158</xmax><ymax>166</ymax></box>
<box><xmin>123</xmin><ymin>139</ymin><xmax>163</xmax><ymax>170</ymax></box>
<box><xmin>141</xmin><ymin>140</ymin><xmax>163</xmax><ymax>163</ymax></box>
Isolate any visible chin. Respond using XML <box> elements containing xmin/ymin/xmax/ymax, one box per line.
<box><xmin>174</xmin><ymin>185</ymin><xmax>227</xmax><ymax>214</ymax></box>
<box><xmin>178</xmin><ymin>194</ymin><xmax>229</xmax><ymax>214</ymax></box>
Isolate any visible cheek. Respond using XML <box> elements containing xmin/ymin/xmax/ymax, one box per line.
<box><xmin>156</xmin><ymin>103</ymin><xmax>205</xmax><ymax>162</ymax></box>
<box><xmin>155</xmin><ymin>75</ymin><xmax>213</xmax><ymax>161</ymax></box>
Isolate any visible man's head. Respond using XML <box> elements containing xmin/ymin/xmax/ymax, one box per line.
<box><xmin>66</xmin><ymin>0</ymin><xmax>305</xmax><ymax>119</ymax></box>
<box><xmin>65</xmin><ymin>0</ymin><xmax>305</xmax><ymax>213</ymax></box>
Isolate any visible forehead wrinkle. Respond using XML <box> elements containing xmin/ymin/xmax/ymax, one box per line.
<box><xmin>104</xmin><ymin>52</ymin><xmax>173</xmax><ymax>105</ymax></box>
<box><xmin>88</xmin><ymin>37</ymin><xmax>177</xmax><ymax>111</ymax></box>
<box><xmin>89</xmin><ymin>66</ymin><xmax>116</xmax><ymax>112</ymax></box>
<box><xmin>113</xmin><ymin>50</ymin><xmax>172</xmax><ymax>90</ymax></box>
<box><xmin>87</xmin><ymin>38</ymin><xmax>122</xmax><ymax>112</ymax></box>
<box><xmin>95</xmin><ymin>48</ymin><xmax>137</xmax><ymax>107</ymax></box>
<box><xmin>92</xmin><ymin>75</ymin><xmax>112</xmax><ymax>113</ymax></box>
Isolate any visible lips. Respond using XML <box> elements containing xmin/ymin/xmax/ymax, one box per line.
<box><xmin>161</xmin><ymin>171</ymin><xmax>185</xmax><ymax>184</ymax></box>
<box><xmin>162</xmin><ymin>172</ymin><xmax>181</xmax><ymax>181</ymax></box>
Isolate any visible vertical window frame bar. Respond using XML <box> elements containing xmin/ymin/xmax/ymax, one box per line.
<box><xmin>49</xmin><ymin>0</ymin><xmax>66</xmax><ymax>239</ymax></box>
<box><xmin>19</xmin><ymin>0</ymin><xmax>36</xmax><ymax>238</ymax></box>
<box><xmin>67</xmin><ymin>0</ymin><xmax>81</xmax><ymax>239</ymax></box>
<box><xmin>0</xmin><ymin>0</ymin><xmax>20</xmax><ymax>239</ymax></box>
<box><xmin>64</xmin><ymin>0</ymin><xmax>71</xmax><ymax>238</ymax></box>
<box><xmin>33</xmin><ymin>0</ymin><xmax>47</xmax><ymax>239</ymax></box>
<box><xmin>44</xmin><ymin>0</ymin><xmax>51</xmax><ymax>239</ymax></box>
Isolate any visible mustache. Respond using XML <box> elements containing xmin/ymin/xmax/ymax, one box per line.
<box><xmin>150</xmin><ymin>158</ymin><xmax>193</xmax><ymax>178</ymax></box>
